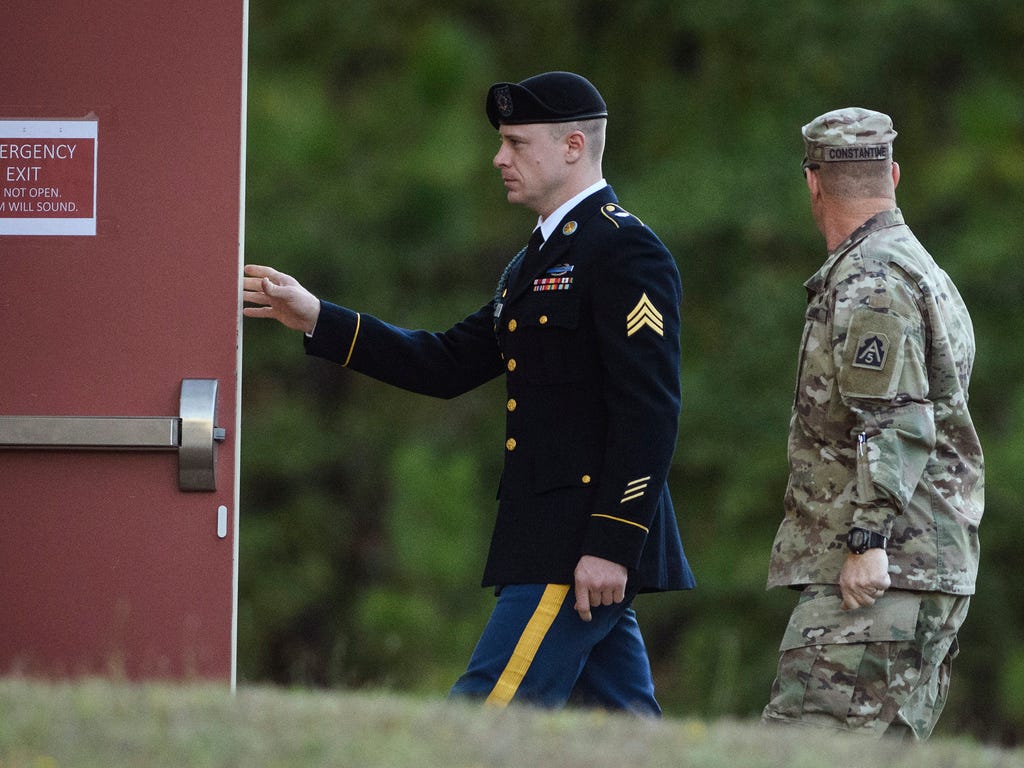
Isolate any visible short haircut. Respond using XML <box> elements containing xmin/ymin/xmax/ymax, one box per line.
<box><xmin>550</xmin><ymin>118</ymin><xmax>606</xmax><ymax>163</ymax></box>
<box><xmin>816</xmin><ymin>158</ymin><xmax>894</xmax><ymax>199</ymax></box>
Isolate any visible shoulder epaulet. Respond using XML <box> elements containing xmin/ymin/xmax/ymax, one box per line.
<box><xmin>599</xmin><ymin>202</ymin><xmax>644</xmax><ymax>228</ymax></box>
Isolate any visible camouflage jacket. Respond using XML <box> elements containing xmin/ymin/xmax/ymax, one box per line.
<box><xmin>767</xmin><ymin>209</ymin><xmax>984</xmax><ymax>594</ymax></box>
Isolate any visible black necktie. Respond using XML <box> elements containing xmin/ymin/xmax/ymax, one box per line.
<box><xmin>518</xmin><ymin>228</ymin><xmax>545</xmax><ymax>279</ymax></box>
<box><xmin>497</xmin><ymin>229</ymin><xmax>546</xmax><ymax>308</ymax></box>
<box><xmin>526</xmin><ymin>227</ymin><xmax>544</xmax><ymax>255</ymax></box>
<box><xmin>505</xmin><ymin>229</ymin><xmax>544</xmax><ymax>294</ymax></box>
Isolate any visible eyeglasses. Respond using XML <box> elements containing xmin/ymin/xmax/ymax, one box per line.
<box><xmin>801</xmin><ymin>156</ymin><xmax>820</xmax><ymax>174</ymax></box>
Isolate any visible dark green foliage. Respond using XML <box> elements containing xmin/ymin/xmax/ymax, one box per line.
<box><xmin>240</xmin><ymin>0</ymin><xmax>1024</xmax><ymax>743</ymax></box>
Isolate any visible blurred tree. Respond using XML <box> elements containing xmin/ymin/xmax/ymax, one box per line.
<box><xmin>240</xmin><ymin>0</ymin><xmax>1024</xmax><ymax>743</ymax></box>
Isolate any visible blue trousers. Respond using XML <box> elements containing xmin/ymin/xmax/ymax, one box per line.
<box><xmin>449</xmin><ymin>584</ymin><xmax>661</xmax><ymax>715</ymax></box>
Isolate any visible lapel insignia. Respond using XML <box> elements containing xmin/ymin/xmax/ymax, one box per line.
<box><xmin>626</xmin><ymin>293</ymin><xmax>664</xmax><ymax>337</ymax></box>
<box><xmin>562</xmin><ymin>220</ymin><xmax>578</xmax><ymax>236</ymax></box>
<box><xmin>853</xmin><ymin>333</ymin><xmax>888</xmax><ymax>370</ymax></box>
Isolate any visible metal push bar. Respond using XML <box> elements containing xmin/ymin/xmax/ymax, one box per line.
<box><xmin>0</xmin><ymin>378</ymin><xmax>225</xmax><ymax>491</ymax></box>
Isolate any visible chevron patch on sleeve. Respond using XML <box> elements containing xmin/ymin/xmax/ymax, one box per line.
<box><xmin>626</xmin><ymin>293</ymin><xmax>664</xmax><ymax>337</ymax></box>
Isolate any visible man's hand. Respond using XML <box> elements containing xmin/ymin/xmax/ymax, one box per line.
<box><xmin>573</xmin><ymin>555</ymin><xmax>627</xmax><ymax>622</ymax></box>
<box><xmin>838</xmin><ymin>548</ymin><xmax>891</xmax><ymax>610</ymax></box>
<box><xmin>242</xmin><ymin>264</ymin><xmax>321</xmax><ymax>334</ymax></box>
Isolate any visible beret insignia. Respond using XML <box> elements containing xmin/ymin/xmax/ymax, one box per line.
<box><xmin>494</xmin><ymin>85</ymin><xmax>514</xmax><ymax>118</ymax></box>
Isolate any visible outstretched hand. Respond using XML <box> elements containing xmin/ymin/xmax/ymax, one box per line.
<box><xmin>242</xmin><ymin>264</ymin><xmax>321</xmax><ymax>334</ymax></box>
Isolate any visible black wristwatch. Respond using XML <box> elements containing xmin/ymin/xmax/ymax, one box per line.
<box><xmin>847</xmin><ymin>527</ymin><xmax>888</xmax><ymax>555</ymax></box>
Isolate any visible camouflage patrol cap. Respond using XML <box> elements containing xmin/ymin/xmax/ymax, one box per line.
<box><xmin>486</xmin><ymin>71</ymin><xmax>608</xmax><ymax>129</ymax></box>
<box><xmin>802</xmin><ymin>107</ymin><xmax>897</xmax><ymax>164</ymax></box>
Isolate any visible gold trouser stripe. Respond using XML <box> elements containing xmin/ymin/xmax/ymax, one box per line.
<box><xmin>485</xmin><ymin>584</ymin><xmax>570</xmax><ymax>707</ymax></box>
<box><xmin>342</xmin><ymin>312</ymin><xmax>361</xmax><ymax>367</ymax></box>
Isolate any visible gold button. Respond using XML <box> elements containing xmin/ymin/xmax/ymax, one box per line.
<box><xmin>539</xmin><ymin>315</ymin><xmax>548</xmax><ymax>324</ymax></box>
<box><xmin>502</xmin><ymin>288</ymin><xmax>508</xmax><ymax>297</ymax></box>
<box><xmin>507</xmin><ymin>398</ymin><xmax>517</xmax><ymax>412</ymax></box>
<box><xmin>508</xmin><ymin>319</ymin><xmax>518</xmax><ymax>332</ymax></box>
<box><xmin>581</xmin><ymin>475</ymin><xmax>592</xmax><ymax>484</ymax></box>
<box><xmin>507</xmin><ymin>358</ymin><xmax>517</xmax><ymax>372</ymax></box>
<box><xmin>506</xmin><ymin>438</ymin><xmax>517</xmax><ymax>451</ymax></box>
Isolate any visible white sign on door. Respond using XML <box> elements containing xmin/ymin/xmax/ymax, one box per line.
<box><xmin>0</xmin><ymin>119</ymin><xmax>98</xmax><ymax>236</ymax></box>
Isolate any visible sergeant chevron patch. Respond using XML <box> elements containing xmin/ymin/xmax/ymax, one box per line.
<box><xmin>626</xmin><ymin>293</ymin><xmax>664</xmax><ymax>337</ymax></box>
<box><xmin>620</xmin><ymin>476</ymin><xmax>651</xmax><ymax>504</ymax></box>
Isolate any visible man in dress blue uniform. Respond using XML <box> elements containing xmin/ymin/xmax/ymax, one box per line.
<box><xmin>243</xmin><ymin>71</ymin><xmax>695</xmax><ymax>713</ymax></box>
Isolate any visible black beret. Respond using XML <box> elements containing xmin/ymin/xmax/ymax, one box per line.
<box><xmin>486</xmin><ymin>71</ymin><xmax>608</xmax><ymax>129</ymax></box>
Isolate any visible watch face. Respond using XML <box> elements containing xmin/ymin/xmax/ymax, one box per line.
<box><xmin>848</xmin><ymin>529</ymin><xmax>869</xmax><ymax>553</ymax></box>
<box><xmin>847</xmin><ymin>528</ymin><xmax>886</xmax><ymax>554</ymax></box>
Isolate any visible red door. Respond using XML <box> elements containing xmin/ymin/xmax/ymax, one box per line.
<box><xmin>0</xmin><ymin>3</ymin><xmax>246</xmax><ymax>682</ymax></box>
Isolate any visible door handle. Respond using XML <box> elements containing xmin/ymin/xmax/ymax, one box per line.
<box><xmin>0</xmin><ymin>378</ymin><xmax>225</xmax><ymax>491</ymax></box>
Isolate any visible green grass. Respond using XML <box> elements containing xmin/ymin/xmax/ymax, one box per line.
<box><xmin>0</xmin><ymin>678</ymin><xmax>1020</xmax><ymax>768</ymax></box>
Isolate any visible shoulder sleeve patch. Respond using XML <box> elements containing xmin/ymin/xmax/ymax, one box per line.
<box><xmin>600</xmin><ymin>203</ymin><xmax>644</xmax><ymax>228</ymax></box>
<box><xmin>838</xmin><ymin>308</ymin><xmax>907</xmax><ymax>400</ymax></box>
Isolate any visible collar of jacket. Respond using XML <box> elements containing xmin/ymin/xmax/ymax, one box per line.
<box><xmin>804</xmin><ymin>208</ymin><xmax>905</xmax><ymax>298</ymax></box>
<box><xmin>503</xmin><ymin>185</ymin><xmax>619</xmax><ymax>305</ymax></box>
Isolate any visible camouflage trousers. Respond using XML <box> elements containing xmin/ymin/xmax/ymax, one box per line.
<box><xmin>761</xmin><ymin>585</ymin><xmax>970</xmax><ymax>740</ymax></box>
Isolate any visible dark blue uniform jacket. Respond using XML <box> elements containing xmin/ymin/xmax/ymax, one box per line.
<box><xmin>305</xmin><ymin>186</ymin><xmax>695</xmax><ymax>593</ymax></box>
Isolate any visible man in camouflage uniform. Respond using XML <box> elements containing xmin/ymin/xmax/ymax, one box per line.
<box><xmin>761</xmin><ymin>108</ymin><xmax>984</xmax><ymax>739</ymax></box>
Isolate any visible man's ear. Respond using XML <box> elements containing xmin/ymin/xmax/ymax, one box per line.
<box><xmin>565</xmin><ymin>130</ymin><xmax>586</xmax><ymax>162</ymax></box>
<box><xmin>892</xmin><ymin>160</ymin><xmax>901</xmax><ymax>189</ymax></box>
<box><xmin>805</xmin><ymin>167</ymin><xmax>820</xmax><ymax>196</ymax></box>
